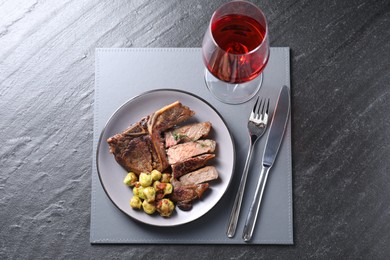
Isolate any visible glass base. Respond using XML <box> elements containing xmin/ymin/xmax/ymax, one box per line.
<box><xmin>204</xmin><ymin>69</ymin><xmax>263</xmax><ymax>104</ymax></box>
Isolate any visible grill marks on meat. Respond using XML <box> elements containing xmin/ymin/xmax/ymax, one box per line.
<box><xmin>107</xmin><ymin>102</ymin><xmax>194</xmax><ymax>174</ymax></box>
<box><xmin>167</xmin><ymin>140</ymin><xmax>216</xmax><ymax>165</ymax></box>
<box><xmin>165</xmin><ymin>122</ymin><xmax>212</xmax><ymax>148</ymax></box>
<box><xmin>170</xmin><ymin>183</ymin><xmax>209</xmax><ymax>211</ymax></box>
<box><xmin>172</xmin><ymin>154</ymin><xmax>215</xmax><ymax>179</ymax></box>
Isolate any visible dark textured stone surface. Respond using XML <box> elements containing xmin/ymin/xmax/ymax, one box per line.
<box><xmin>0</xmin><ymin>0</ymin><xmax>389</xmax><ymax>259</ymax></box>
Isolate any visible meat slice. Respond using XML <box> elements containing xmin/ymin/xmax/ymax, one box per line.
<box><xmin>165</xmin><ymin>122</ymin><xmax>212</xmax><ymax>148</ymax></box>
<box><xmin>167</xmin><ymin>140</ymin><xmax>216</xmax><ymax>164</ymax></box>
<box><xmin>172</xmin><ymin>154</ymin><xmax>215</xmax><ymax>179</ymax></box>
<box><xmin>179</xmin><ymin>166</ymin><xmax>219</xmax><ymax>185</ymax></box>
<box><xmin>147</xmin><ymin>101</ymin><xmax>195</xmax><ymax>133</ymax></box>
<box><xmin>170</xmin><ymin>183</ymin><xmax>209</xmax><ymax>210</ymax></box>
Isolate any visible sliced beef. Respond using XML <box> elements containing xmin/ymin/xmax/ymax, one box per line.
<box><xmin>166</xmin><ymin>140</ymin><xmax>216</xmax><ymax>165</ymax></box>
<box><xmin>165</xmin><ymin>122</ymin><xmax>212</xmax><ymax>148</ymax></box>
<box><xmin>147</xmin><ymin>101</ymin><xmax>195</xmax><ymax>133</ymax></box>
<box><xmin>172</xmin><ymin>154</ymin><xmax>215</xmax><ymax>179</ymax></box>
<box><xmin>179</xmin><ymin>166</ymin><xmax>219</xmax><ymax>185</ymax></box>
<box><xmin>170</xmin><ymin>183</ymin><xmax>209</xmax><ymax>211</ymax></box>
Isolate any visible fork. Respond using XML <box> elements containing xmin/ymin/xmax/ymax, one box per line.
<box><xmin>227</xmin><ymin>97</ymin><xmax>270</xmax><ymax>238</ymax></box>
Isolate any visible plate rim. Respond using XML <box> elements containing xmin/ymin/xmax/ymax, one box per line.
<box><xmin>96</xmin><ymin>88</ymin><xmax>236</xmax><ymax>227</ymax></box>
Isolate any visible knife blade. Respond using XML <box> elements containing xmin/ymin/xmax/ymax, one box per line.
<box><xmin>242</xmin><ymin>85</ymin><xmax>290</xmax><ymax>241</ymax></box>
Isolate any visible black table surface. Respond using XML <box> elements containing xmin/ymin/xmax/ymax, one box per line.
<box><xmin>1</xmin><ymin>0</ymin><xmax>389</xmax><ymax>259</ymax></box>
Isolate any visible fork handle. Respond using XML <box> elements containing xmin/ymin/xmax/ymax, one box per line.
<box><xmin>226</xmin><ymin>142</ymin><xmax>254</xmax><ymax>238</ymax></box>
<box><xmin>242</xmin><ymin>165</ymin><xmax>270</xmax><ymax>241</ymax></box>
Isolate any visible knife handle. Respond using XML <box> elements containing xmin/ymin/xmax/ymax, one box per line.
<box><xmin>242</xmin><ymin>165</ymin><xmax>270</xmax><ymax>241</ymax></box>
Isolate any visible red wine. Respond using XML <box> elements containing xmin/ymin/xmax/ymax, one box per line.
<box><xmin>204</xmin><ymin>14</ymin><xmax>269</xmax><ymax>83</ymax></box>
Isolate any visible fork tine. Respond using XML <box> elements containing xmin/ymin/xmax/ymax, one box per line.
<box><xmin>256</xmin><ymin>98</ymin><xmax>263</xmax><ymax>119</ymax></box>
<box><xmin>252</xmin><ymin>96</ymin><xmax>259</xmax><ymax>113</ymax></box>
<box><xmin>250</xmin><ymin>96</ymin><xmax>259</xmax><ymax>120</ymax></box>
<box><xmin>257</xmin><ymin>98</ymin><xmax>266</xmax><ymax>120</ymax></box>
<box><xmin>262</xmin><ymin>98</ymin><xmax>270</xmax><ymax>122</ymax></box>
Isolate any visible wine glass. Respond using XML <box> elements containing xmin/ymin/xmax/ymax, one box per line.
<box><xmin>202</xmin><ymin>0</ymin><xmax>270</xmax><ymax>104</ymax></box>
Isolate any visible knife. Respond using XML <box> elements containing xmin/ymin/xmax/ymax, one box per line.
<box><xmin>242</xmin><ymin>85</ymin><xmax>290</xmax><ymax>242</ymax></box>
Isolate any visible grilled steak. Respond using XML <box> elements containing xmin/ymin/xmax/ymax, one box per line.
<box><xmin>179</xmin><ymin>166</ymin><xmax>219</xmax><ymax>185</ymax></box>
<box><xmin>172</xmin><ymin>154</ymin><xmax>215</xmax><ymax>179</ymax></box>
<box><xmin>166</xmin><ymin>140</ymin><xmax>216</xmax><ymax>165</ymax></box>
<box><xmin>107</xmin><ymin>102</ymin><xmax>194</xmax><ymax>174</ymax></box>
<box><xmin>170</xmin><ymin>183</ymin><xmax>209</xmax><ymax>210</ymax></box>
<box><xmin>165</xmin><ymin>122</ymin><xmax>212</xmax><ymax>148</ymax></box>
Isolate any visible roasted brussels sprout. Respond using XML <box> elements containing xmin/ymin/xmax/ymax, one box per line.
<box><xmin>153</xmin><ymin>181</ymin><xmax>166</xmax><ymax>191</ymax></box>
<box><xmin>157</xmin><ymin>198</ymin><xmax>175</xmax><ymax>217</ymax></box>
<box><xmin>151</xmin><ymin>169</ymin><xmax>162</xmax><ymax>181</ymax></box>
<box><xmin>143</xmin><ymin>186</ymin><xmax>156</xmax><ymax>203</ymax></box>
<box><xmin>139</xmin><ymin>172</ymin><xmax>153</xmax><ymax>187</ymax></box>
<box><xmin>142</xmin><ymin>200</ymin><xmax>156</xmax><ymax>215</ymax></box>
<box><xmin>133</xmin><ymin>186</ymin><xmax>146</xmax><ymax>200</ymax></box>
<box><xmin>123</xmin><ymin>172</ymin><xmax>138</xmax><ymax>186</ymax></box>
<box><xmin>163</xmin><ymin>183</ymin><xmax>173</xmax><ymax>195</ymax></box>
<box><xmin>130</xmin><ymin>196</ymin><xmax>142</xmax><ymax>209</ymax></box>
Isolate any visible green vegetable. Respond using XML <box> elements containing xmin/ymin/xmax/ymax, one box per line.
<box><xmin>139</xmin><ymin>172</ymin><xmax>153</xmax><ymax>187</ymax></box>
<box><xmin>130</xmin><ymin>196</ymin><xmax>142</xmax><ymax>209</ymax></box>
<box><xmin>133</xmin><ymin>186</ymin><xmax>146</xmax><ymax>200</ymax></box>
<box><xmin>157</xmin><ymin>198</ymin><xmax>175</xmax><ymax>217</ymax></box>
<box><xmin>142</xmin><ymin>200</ymin><xmax>156</xmax><ymax>215</ymax></box>
<box><xmin>163</xmin><ymin>183</ymin><xmax>173</xmax><ymax>195</ymax></box>
<box><xmin>153</xmin><ymin>181</ymin><xmax>163</xmax><ymax>191</ymax></box>
<box><xmin>150</xmin><ymin>170</ymin><xmax>162</xmax><ymax>181</ymax></box>
<box><xmin>143</xmin><ymin>186</ymin><xmax>156</xmax><ymax>203</ymax></box>
<box><xmin>123</xmin><ymin>172</ymin><xmax>138</xmax><ymax>186</ymax></box>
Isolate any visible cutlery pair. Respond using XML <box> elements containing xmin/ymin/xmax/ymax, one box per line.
<box><xmin>227</xmin><ymin>85</ymin><xmax>290</xmax><ymax>241</ymax></box>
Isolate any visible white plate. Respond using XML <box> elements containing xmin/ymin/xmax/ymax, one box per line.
<box><xmin>96</xmin><ymin>89</ymin><xmax>235</xmax><ymax>226</ymax></box>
